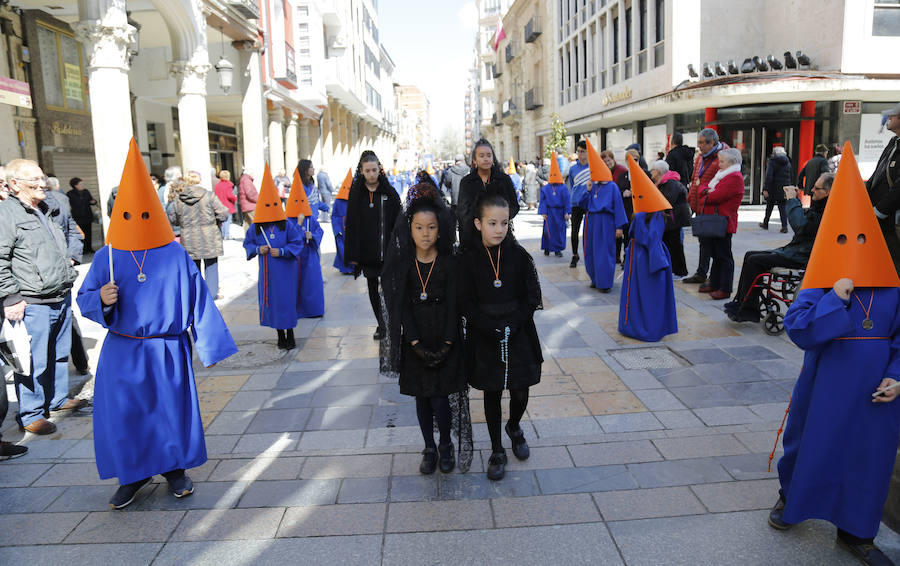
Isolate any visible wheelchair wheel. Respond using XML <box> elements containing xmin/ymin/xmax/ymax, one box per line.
<box><xmin>780</xmin><ymin>277</ymin><xmax>800</xmax><ymax>300</ymax></box>
<box><xmin>758</xmin><ymin>297</ymin><xmax>780</xmax><ymax>319</ymax></box>
<box><xmin>763</xmin><ymin>312</ymin><xmax>785</xmax><ymax>336</ymax></box>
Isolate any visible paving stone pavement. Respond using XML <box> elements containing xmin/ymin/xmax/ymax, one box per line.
<box><xmin>2</xmin><ymin>207</ymin><xmax>900</xmax><ymax>565</ymax></box>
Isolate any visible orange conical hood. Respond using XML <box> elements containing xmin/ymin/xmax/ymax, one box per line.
<box><xmin>548</xmin><ymin>153</ymin><xmax>565</xmax><ymax>184</ymax></box>
<box><xmin>507</xmin><ymin>157</ymin><xmax>516</xmax><ymax>175</ymax></box>
<box><xmin>285</xmin><ymin>167</ymin><xmax>313</xmax><ymax>218</ymax></box>
<box><xmin>586</xmin><ymin>139</ymin><xmax>612</xmax><ymax>182</ymax></box>
<box><xmin>252</xmin><ymin>163</ymin><xmax>287</xmax><ymax>223</ymax></box>
<box><xmin>426</xmin><ymin>162</ymin><xmax>435</xmax><ymax>175</ymax></box>
<box><xmin>336</xmin><ymin>168</ymin><xmax>352</xmax><ymax>200</ymax></box>
<box><xmin>106</xmin><ymin>138</ymin><xmax>175</xmax><ymax>251</ymax></box>
<box><xmin>627</xmin><ymin>154</ymin><xmax>672</xmax><ymax>214</ymax></box>
<box><xmin>800</xmin><ymin>142</ymin><xmax>900</xmax><ymax>290</ymax></box>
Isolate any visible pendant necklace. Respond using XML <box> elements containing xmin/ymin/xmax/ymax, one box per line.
<box><xmin>130</xmin><ymin>250</ymin><xmax>148</xmax><ymax>283</ymax></box>
<box><xmin>415</xmin><ymin>256</ymin><xmax>436</xmax><ymax>301</ymax></box>
<box><xmin>854</xmin><ymin>290</ymin><xmax>875</xmax><ymax>330</ymax></box>
<box><xmin>368</xmin><ymin>190</ymin><xmax>375</xmax><ymax>208</ymax></box>
<box><xmin>485</xmin><ymin>244</ymin><xmax>502</xmax><ymax>288</ymax></box>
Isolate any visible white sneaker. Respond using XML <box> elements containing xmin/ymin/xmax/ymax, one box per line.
<box><xmin>673</xmin><ymin>275</ymin><xmax>684</xmax><ymax>281</ymax></box>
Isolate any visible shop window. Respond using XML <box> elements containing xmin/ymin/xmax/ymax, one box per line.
<box><xmin>36</xmin><ymin>22</ymin><xmax>86</xmax><ymax>112</ymax></box>
<box><xmin>873</xmin><ymin>0</ymin><xmax>900</xmax><ymax>36</ymax></box>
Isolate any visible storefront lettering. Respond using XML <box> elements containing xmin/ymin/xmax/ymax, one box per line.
<box><xmin>50</xmin><ymin>121</ymin><xmax>83</xmax><ymax>136</ymax></box>
<box><xmin>602</xmin><ymin>87</ymin><xmax>633</xmax><ymax>106</ymax></box>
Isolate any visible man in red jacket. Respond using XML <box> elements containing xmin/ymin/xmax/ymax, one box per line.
<box><xmin>683</xmin><ymin>129</ymin><xmax>729</xmax><ymax>285</ymax></box>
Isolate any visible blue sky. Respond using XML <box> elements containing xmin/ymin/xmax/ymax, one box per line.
<box><xmin>378</xmin><ymin>1</ymin><xmax>478</xmax><ymax>141</ymax></box>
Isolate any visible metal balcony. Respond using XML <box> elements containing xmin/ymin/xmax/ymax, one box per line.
<box><xmin>505</xmin><ymin>42</ymin><xmax>516</xmax><ymax>63</ymax></box>
<box><xmin>228</xmin><ymin>0</ymin><xmax>259</xmax><ymax>19</ymax></box>
<box><xmin>525</xmin><ymin>88</ymin><xmax>542</xmax><ymax>110</ymax></box>
<box><xmin>501</xmin><ymin>99</ymin><xmax>517</xmax><ymax>118</ymax></box>
<box><xmin>525</xmin><ymin>16</ymin><xmax>542</xmax><ymax>43</ymax></box>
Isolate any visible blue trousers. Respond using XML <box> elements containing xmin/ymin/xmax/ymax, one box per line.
<box><xmin>15</xmin><ymin>295</ymin><xmax>72</xmax><ymax>427</ymax></box>
<box><xmin>220</xmin><ymin>214</ymin><xmax>232</xmax><ymax>239</ymax></box>
<box><xmin>194</xmin><ymin>258</ymin><xmax>219</xmax><ymax>298</ymax></box>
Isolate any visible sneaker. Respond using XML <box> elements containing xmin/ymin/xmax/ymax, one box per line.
<box><xmin>486</xmin><ymin>450</ymin><xmax>507</xmax><ymax>481</ymax></box>
<box><xmin>438</xmin><ymin>442</ymin><xmax>455</xmax><ymax>473</ymax></box>
<box><xmin>109</xmin><ymin>477</ymin><xmax>151</xmax><ymax>509</ymax></box>
<box><xmin>167</xmin><ymin>473</ymin><xmax>194</xmax><ymax>498</ymax></box>
<box><xmin>767</xmin><ymin>491</ymin><xmax>792</xmax><ymax>530</ymax></box>
<box><xmin>682</xmin><ymin>274</ymin><xmax>707</xmax><ymax>284</ymax></box>
<box><xmin>419</xmin><ymin>447</ymin><xmax>437</xmax><ymax>474</ymax></box>
<box><xmin>505</xmin><ymin>423</ymin><xmax>530</xmax><ymax>460</ymax></box>
<box><xmin>672</xmin><ymin>275</ymin><xmax>684</xmax><ymax>281</ymax></box>
<box><xmin>0</xmin><ymin>441</ymin><xmax>28</xmax><ymax>460</ymax></box>
<box><xmin>569</xmin><ymin>255</ymin><xmax>579</xmax><ymax>268</ymax></box>
<box><xmin>836</xmin><ymin>536</ymin><xmax>894</xmax><ymax>566</ymax></box>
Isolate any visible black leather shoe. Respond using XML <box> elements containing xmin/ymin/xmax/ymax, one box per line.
<box><xmin>768</xmin><ymin>491</ymin><xmax>792</xmax><ymax>530</ymax></box>
<box><xmin>759</xmin><ymin>222</ymin><xmax>768</xmax><ymax>230</ymax></box>
<box><xmin>438</xmin><ymin>442</ymin><xmax>455</xmax><ymax>473</ymax></box>
<box><xmin>837</xmin><ymin>536</ymin><xmax>894</xmax><ymax>566</ymax></box>
<box><xmin>373</xmin><ymin>327</ymin><xmax>385</xmax><ymax>340</ymax></box>
<box><xmin>599</xmin><ymin>288</ymin><xmax>611</xmax><ymax>293</ymax></box>
<box><xmin>109</xmin><ymin>477</ymin><xmax>151</xmax><ymax>509</ymax></box>
<box><xmin>487</xmin><ymin>450</ymin><xmax>507</xmax><ymax>481</ymax></box>
<box><xmin>505</xmin><ymin>423</ymin><xmax>530</xmax><ymax>460</ymax></box>
<box><xmin>681</xmin><ymin>274</ymin><xmax>706</xmax><ymax>284</ymax></box>
<box><xmin>780</xmin><ymin>227</ymin><xmax>789</xmax><ymax>233</ymax></box>
<box><xmin>419</xmin><ymin>447</ymin><xmax>437</xmax><ymax>474</ymax></box>
<box><xmin>570</xmin><ymin>255</ymin><xmax>579</xmax><ymax>268</ymax></box>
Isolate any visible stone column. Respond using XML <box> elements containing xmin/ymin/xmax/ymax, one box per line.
<box><xmin>298</xmin><ymin>119</ymin><xmax>311</xmax><ymax>161</ymax></box>
<box><xmin>236</xmin><ymin>42</ymin><xmax>265</xmax><ymax>180</ymax></box>
<box><xmin>74</xmin><ymin>16</ymin><xmax>135</xmax><ymax>234</ymax></box>
<box><xmin>284</xmin><ymin>113</ymin><xmax>299</xmax><ymax>173</ymax></box>
<box><xmin>172</xmin><ymin>61</ymin><xmax>213</xmax><ymax>189</ymax></box>
<box><xmin>268</xmin><ymin>107</ymin><xmax>285</xmax><ymax>175</ymax></box>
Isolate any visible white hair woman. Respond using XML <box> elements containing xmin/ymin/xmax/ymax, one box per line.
<box><xmin>649</xmin><ymin>159</ymin><xmax>690</xmax><ymax>278</ymax></box>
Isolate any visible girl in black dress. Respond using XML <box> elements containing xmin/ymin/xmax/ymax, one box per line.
<box><xmin>456</xmin><ymin>139</ymin><xmax>520</xmax><ymax>252</ymax></box>
<box><xmin>459</xmin><ymin>193</ymin><xmax>543</xmax><ymax>481</ymax></box>
<box><xmin>381</xmin><ymin>184</ymin><xmax>471</xmax><ymax>473</ymax></box>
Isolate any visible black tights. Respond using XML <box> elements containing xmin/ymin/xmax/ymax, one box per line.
<box><xmin>416</xmin><ymin>396</ymin><xmax>451</xmax><ymax>449</ymax></box>
<box><xmin>570</xmin><ymin>206</ymin><xmax>585</xmax><ymax>255</ymax></box>
<box><xmin>484</xmin><ymin>388</ymin><xmax>529</xmax><ymax>453</ymax></box>
<box><xmin>365</xmin><ymin>275</ymin><xmax>384</xmax><ymax>330</ymax></box>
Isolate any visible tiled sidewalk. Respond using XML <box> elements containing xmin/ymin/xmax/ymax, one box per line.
<box><xmin>1</xmin><ymin>208</ymin><xmax>899</xmax><ymax>565</ymax></box>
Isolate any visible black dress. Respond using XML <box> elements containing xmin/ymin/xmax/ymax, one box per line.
<box><xmin>397</xmin><ymin>257</ymin><xmax>466</xmax><ymax>397</ymax></box>
<box><xmin>456</xmin><ymin>169</ymin><xmax>520</xmax><ymax>252</ymax></box>
<box><xmin>458</xmin><ymin>238</ymin><xmax>543</xmax><ymax>391</ymax></box>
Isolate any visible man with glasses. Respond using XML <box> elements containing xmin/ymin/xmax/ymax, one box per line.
<box><xmin>724</xmin><ymin>173</ymin><xmax>834</xmax><ymax>323</ymax></box>
<box><xmin>867</xmin><ymin>102</ymin><xmax>900</xmax><ymax>274</ymax></box>
<box><xmin>0</xmin><ymin>159</ymin><xmax>85</xmax><ymax>436</ymax></box>
<box><xmin>683</xmin><ymin>128</ymin><xmax>730</xmax><ymax>285</ymax></box>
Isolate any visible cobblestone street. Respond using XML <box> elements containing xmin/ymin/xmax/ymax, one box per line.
<box><xmin>2</xmin><ymin>208</ymin><xmax>899</xmax><ymax>565</ymax></box>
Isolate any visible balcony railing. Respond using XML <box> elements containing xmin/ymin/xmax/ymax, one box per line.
<box><xmin>524</xmin><ymin>16</ymin><xmax>542</xmax><ymax>43</ymax></box>
<box><xmin>524</xmin><ymin>87</ymin><xmax>542</xmax><ymax>110</ymax></box>
<box><xmin>501</xmin><ymin>98</ymin><xmax>518</xmax><ymax>118</ymax></box>
<box><xmin>505</xmin><ymin>41</ymin><xmax>517</xmax><ymax>63</ymax></box>
<box><xmin>493</xmin><ymin>62</ymin><xmax>503</xmax><ymax>77</ymax></box>
<box><xmin>228</xmin><ymin>0</ymin><xmax>259</xmax><ymax>19</ymax></box>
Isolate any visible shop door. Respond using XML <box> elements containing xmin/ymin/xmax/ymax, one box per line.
<box><xmin>759</xmin><ymin>124</ymin><xmax>797</xmax><ymax>204</ymax></box>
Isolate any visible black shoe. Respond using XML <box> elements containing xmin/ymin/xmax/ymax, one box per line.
<box><xmin>487</xmin><ymin>450</ymin><xmax>507</xmax><ymax>481</ymax></box>
<box><xmin>723</xmin><ymin>301</ymin><xmax>740</xmax><ymax>314</ymax></box>
<box><xmin>419</xmin><ymin>447</ymin><xmax>437</xmax><ymax>474</ymax></box>
<box><xmin>599</xmin><ymin>288</ymin><xmax>611</xmax><ymax>293</ymax></box>
<box><xmin>373</xmin><ymin>327</ymin><xmax>385</xmax><ymax>340</ymax></box>
<box><xmin>109</xmin><ymin>477</ymin><xmax>151</xmax><ymax>509</ymax></box>
<box><xmin>0</xmin><ymin>441</ymin><xmax>27</xmax><ymax>459</ymax></box>
<box><xmin>544</xmin><ymin>250</ymin><xmax>550</xmax><ymax>256</ymax></box>
<box><xmin>438</xmin><ymin>442</ymin><xmax>455</xmax><ymax>473</ymax></box>
<box><xmin>837</xmin><ymin>536</ymin><xmax>894</xmax><ymax>566</ymax></box>
<box><xmin>767</xmin><ymin>491</ymin><xmax>792</xmax><ymax>530</ymax></box>
<box><xmin>589</xmin><ymin>283</ymin><xmax>596</xmax><ymax>289</ymax></box>
<box><xmin>728</xmin><ymin>310</ymin><xmax>761</xmax><ymax>323</ymax></box>
<box><xmin>166</xmin><ymin>472</ymin><xmax>194</xmax><ymax>498</ymax></box>
<box><xmin>554</xmin><ymin>251</ymin><xmax>563</xmax><ymax>257</ymax></box>
<box><xmin>681</xmin><ymin>274</ymin><xmax>707</xmax><ymax>284</ymax></box>
<box><xmin>759</xmin><ymin>222</ymin><xmax>768</xmax><ymax>230</ymax></box>
<box><xmin>505</xmin><ymin>423</ymin><xmax>530</xmax><ymax>460</ymax></box>
<box><xmin>570</xmin><ymin>255</ymin><xmax>579</xmax><ymax>268</ymax></box>
<box><xmin>780</xmin><ymin>227</ymin><xmax>789</xmax><ymax>233</ymax></box>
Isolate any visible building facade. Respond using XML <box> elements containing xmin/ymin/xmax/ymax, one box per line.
<box><xmin>394</xmin><ymin>83</ymin><xmax>430</xmax><ymax>167</ymax></box>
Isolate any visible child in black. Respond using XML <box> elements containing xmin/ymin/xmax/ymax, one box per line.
<box><xmin>381</xmin><ymin>185</ymin><xmax>470</xmax><ymax>473</ymax></box>
<box><xmin>459</xmin><ymin>193</ymin><xmax>543</xmax><ymax>480</ymax></box>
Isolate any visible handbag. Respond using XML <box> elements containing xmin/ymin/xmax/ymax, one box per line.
<box><xmin>691</xmin><ymin>199</ymin><xmax>728</xmax><ymax>238</ymax></box>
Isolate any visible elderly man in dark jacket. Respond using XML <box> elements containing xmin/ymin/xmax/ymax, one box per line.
<box><xmin>867</xmin><ymin>102</ymin><xmax>900</xmax><ymax>274</ymax></box>
<box><xmin>0</xmin><ymin>159</ymin><xmax>85</xmax><ymax>436</ymax></box>
<box><xmin>725</xmin><ymin>173</ymin><xmax>834</xmax><ymax>322</ymax></box>
<box><xmin>761</xmin><ymin>146</ymin><xmax>792</xmax><ymax>233</ymax></box>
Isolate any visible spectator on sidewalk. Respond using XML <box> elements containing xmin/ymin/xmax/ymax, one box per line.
<box><xmin>683</xmin><ymin>128</ymin><xmax>730</xmax><ymax>285</ymax></box>
<box><xmin>649</xmin><ymin>160</ymin><xmax>690</xmax><ymax>278</ymax></box>
<box><xmin>797</xmin><ymin>144</ymin><xmax>830</xmax><ymax>193</ymax></box>
<box><xmin>274</xmin><ymin>169</ymin><xmax>291</xmax><ymax>203</ymax></box>
<box><xmin>866</xmin><ymin>102</ymin><xmax>900</xmax><ymax>274</ymax></box>
<box><xmin>665</xmin><ymin>131</ymin><xmax>695</xmax><ymax>189</ymax></box>
<box><xmin>66</xmin><ymin>177</ymin><xmax>97</xmax><ymax>254</ymax></box>
<box><xmin>317</xmin><ymin>167</ymin><xmax>334</xmax><ymax>222</ymax></box>
<box><xmin>697</xmin><ymin>148</ymin><xmax>745</xmax><ymax>301</ymax></box>
<box><xmin>238</xmin><ymin>169</ymin><xmax>258</xmax><ymax>231</ymax></box>
<box><xmin>1</xmin><ymin>159</ymin><xmax>86</xmax><ymax>436</ymax></box>
<box><xmin>761</xmin><ymin>146</ymin><xmax>792</xmax><ymax>233</ymax></box>
<box><xmin>214</xmin><ymin>170</ymin><xmax>237</xmax><ymax>240</ymax></box>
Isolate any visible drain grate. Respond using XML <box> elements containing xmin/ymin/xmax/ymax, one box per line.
<box><xmin>215</xmin><ymin>341</ymin><xmax>293</xmax><ymax>369</ymax></box>
<box><xmin>608</xmin><ymin>347</ymin><xmax>686</xmax><ymax>370</ymax></box>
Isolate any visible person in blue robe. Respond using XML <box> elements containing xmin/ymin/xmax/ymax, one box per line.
<box><xmin>772</xmin><ymin>284</ymin><xmax>900</xmax><ymax>548</ymax></box>
<box><xmin>76</xmin><ymin>242</ymin><xmax>238</xmax><ymax>503</ymax></box>
<box><xmin>331</xmin><ymin>196</ymin><xmax>354</xmax><ymax>274</ymax></box>
<box><xmin>510</xmin><ymin>171</ymin><xmax>523</xmax><ymax>202</ymax></box>
<box><xmin>618</xmin><ymin>211</ymin><xmax>677</xmax><ymax>341</ymax></box>
<box><xmin>578</xmin><ymin>180</ymin><xmax>627</xmax><ymax>291</ymax></box>
<box><xmin>290</xmin><ymin>214</ymin><xmax>325</xmax><ymax>317</ymax></box>
<box><xmin>389</xmin><ymin>173</ymin><xmax>402</xmax><ymax>196</ymax></box>
<box><xmin>539</xmin><ymin>182</ymin><xmax>571</xmax><ymax>255</ymax></box>
<box><xmin>243</xmin><ymin>220</ymin><xmax>304</xmax><ymax>348</ymax></box>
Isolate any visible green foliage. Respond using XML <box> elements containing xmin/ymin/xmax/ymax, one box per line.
<box><xmin>544</xmin><ymin>113</ymin><xmax>568</xmax><ymax>159</ymax></box>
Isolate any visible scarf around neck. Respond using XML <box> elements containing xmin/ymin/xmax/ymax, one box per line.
<box><xmin>708</xmin><ymin>163</ymin><xmax>742</xmax><ymax>189</ymax></box>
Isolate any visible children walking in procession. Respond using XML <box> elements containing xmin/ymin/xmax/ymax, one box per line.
<box><xmin>579</xmin><ymin>140</ymin><xmax>628</xmax><ymax>292</ymax></box>
<box><xmin>769</xmin><ymin>143</ymin><xmax>900</xmax><ymax>566</ymax></box>
<box><xmin>380</xmin><ymin>183</ymin><xmax>472</xmax><ymax>474</ymax></box>
<box><xmin>459</xmin><ymin>193</ymin><xmax>543</xmax><ymax>481</ymax></box>
<box><xmin>331</xmin><ymin>169</ymin><xmax>354</xmax><ymax>275</ymax></box>
<box><xmin>76</xmin><ymin>139</ymin><xmax>237</xmax><ymax>509</ymax></box>
<box><xmin>243</xmin><ymin>163</ymin><xmax>303</xmax><ymax>350</ymax></box>
<box><xmin>617</xmin><ymin>154</ymin><xmax>678</xmax><ymax>342</ymax></box>
<box><xmin>539</xmin><ymin>153</ymin><xmax>571</xmax><ymax>257</ymax></box>
<box><xmin>287</xmin><ymin>161</ymin><xmax>325</xmax><ymax>318</ymax></box>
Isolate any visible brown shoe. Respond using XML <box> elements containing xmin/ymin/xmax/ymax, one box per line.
<box><xmin>698</xmin><ymin>285</ymin><xmax>715</xmax><ymax>293</ymax></box>
<box><xmin>22</xmin><ymin>418</ymin><xmax>57</xmax><ymax>435</ymax></box>
<box><xmin>710</xmin><ymin>290</ymin><xmax>731</xmax><ymax>300</ymax></box>
<box><xmin>51</xmin><ymin>398</ymin><xmax>89</xmax><ymax>413</ymax></box>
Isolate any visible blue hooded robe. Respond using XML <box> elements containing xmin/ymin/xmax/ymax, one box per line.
<box><xmin>539</xmin><ymin>182</ymin><xmax>571</xmax><ymax>253</ymax></box>
<box><xmin>243</xmin><ymin>221</ymin><xmax>304</xmax><ymax>329</ymax></box>
<box><xmin>578</xmin><ymin>181</ymin><xmax>628</xmax><ymax>289</ymax></box>
<box><xmin>331</xmin><ymin>198</ymin><xmax>353</xmax><ymax>274</ymax></box>
<box><xmin>778</xmin><ymin>286</ymin><xmax>900</xmax><ymax>538</ymax></box>
<box><xmin>76</xmin><ymin>242</ymin><xmax>238</xmax><ymax>485</ymax></box>
<box><xmin>618</xmin><ymin>211</ymin><xmax>677</xmax><ymax>341</ymax></box>
<box><xmin>289</xmin><ymin>215</ymin><xmax>325</xmax><ymax>318</ymax></box>
<box><xmin>510</xmin><ymin>173</ymin><xmax>523</xmax><ymax>201</ymax></box>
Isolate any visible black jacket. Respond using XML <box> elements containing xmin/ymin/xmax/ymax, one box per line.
<box><xmin>658</xmin><ymin>179</ymin><xmax>691</xmax><ymax>231</ymax></box>
<box><xmin>344</xmin><ymin>177</ymin><xmax>402</xmax><ymax>267</ymax></box>
<box><xmin>665</xmin><ymin>145</ymin><xmax>695</xmax><ymax>189</ymax></box>
<box><xmin>773</xmin><ymin>197</ymin><xmax>827</xmax><ymax>265</ymax></box>
<box><xmin>867</xmin><ymin>137</ymin><xmax>900</xmax><ymax>219</ymax></box>
<box><xmin>66</xmin><ymin>188</ymin><xmax>96</xmax><ymax>222</ymax></box>
<box><xmin>797</xmin><ymin>155</ymin><xmax>830</xmax><ymax>192</ymax></box>
<box><xmin>44</xmin><ymin>191</ymin><xmax>84</xmax><ymax>265</ymax></box>
<box><xmin>764</xmin><ymin>154</ymin><xmax>793</xmax><ymax>202</ymax></box>
<box><xmin>456</xmin><ymin>169</ymin><xmax>520</xmax><ymax>251</ymax></box>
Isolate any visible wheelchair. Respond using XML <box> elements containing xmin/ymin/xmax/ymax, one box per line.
<box><xmin>745</xmin><ymin>268</ymin><xmax>805</xmax><ymax>335</ymax></box>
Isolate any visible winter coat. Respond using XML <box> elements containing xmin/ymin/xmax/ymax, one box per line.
<box><xmin>773</xmin><ymin>197</ymin><xmax>827</xmax><ymax>265</ymax></box>
<box><xmin>238</xmin><ymin>174</ymin><xmax>258</xmax><ymax>213</ymax></box>
<box><xmin>66</xmin><ymin>187</ymin><xmax>96</xmax><ymax>223</ymax></box>
<box><xmin>45</xmin><ymin>190</ymin><xmax>84</xmax><ymax>264</ymax></box>
<box><xmin>442</xmin><ymin>162</ymin><xmax>469</xmax><ymax>206</ymax></box>
<box><xmin>167</xmin><ymin>185</ymin><xmax>229</xmax><ymax>260</ymax></box>
<box><xmin>214</xmin><ymin>180</ymin><xmax>237</xmax><ymax>214</ymax></box>
<box><xmin>764</xmin><ymin>153</ymin><xmax>793</xmax><ymax>202</ymax></box>
<box><xmin>0</xmin><ymin>196</ymin><xmax>77</xmax><ymax>305</ymax></box>
<box><xmin>344</xmin><ymin>177</ymin><xmax>402</xmax><ymax>268</ymax></box>
<box><xmin>700</xmin><ymin>171</ymin><xmax>744</xmax><ymax>234</ymax></box>
<box><xmin>797</xmin><ymin>155</ymin><xmax>829</xmax><ymax>192</ymax></box>
<box><xmin>611</xmin><ymin>164</ymin><xmax>633</xmax><ymax>219</ymax></box>
<box><xmin>657</xmin><ymin>172</ymin><xmax>691</xmax><ymax>231</ymax></box>
<box><xmin>523</xmin><ymin>165</ymin><xmax>540</xmax><ymax>203</ymax></box>
<box><xmin>688</xmin><ymin>142</ymin><xmax>730</xmax><ymax>213</ymax></box>
<box><xmin>867</xmin><ymin>137</ymin><xmax>900</xmax><ymax>219</ymax></box>
<box><xmin>457</xmin><ymin>169</ymin><xmax>520</xmax><ymax>251</ymax></box>
<box><xmin>665</xmin><ymin>145</ymin><xmax>695</xmax><ymax>190</ymax></box>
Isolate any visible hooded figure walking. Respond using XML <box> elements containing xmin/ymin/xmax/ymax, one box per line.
<box><xmin>578</xmin><ymin>140</ymin><xmax>627</xmax><ymax>292</ymax></box>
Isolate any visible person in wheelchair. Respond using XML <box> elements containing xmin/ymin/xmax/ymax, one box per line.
<box><xmin>725</xmin><ymin>173</ymin><xmax>834</xmax><ymax>322</ymax></box>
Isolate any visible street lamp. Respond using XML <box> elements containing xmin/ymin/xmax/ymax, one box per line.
<box><xmin>214</xmin><ymin>27</ymin><xmax>234</xmax><ymax>93</ymax></box>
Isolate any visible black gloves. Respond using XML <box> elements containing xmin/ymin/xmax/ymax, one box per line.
<box><xmin>412</xmin><ymin>342</ymin><xmax>430</xmax><ymax>360</ymax></box>
<box><xmin>426</xmin><ymin>343</ymin><xmax>452</xmax><ymax>369</ymax></box>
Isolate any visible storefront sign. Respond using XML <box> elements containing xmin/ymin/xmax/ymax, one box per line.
<box><xmin>643</xmin><ymin>124</ymin><xmax>668</xmax><ymax>160</ymax></box>
<box><xmin>50</xmin><ymin>121</ymin><xmax>83</xmax><ymax>136</ymax></box>
<box><xmin>63</xmin><ymin>63</ymin><xmax>83</xmax><ymax>103</ymax></box>
<box><xmin>602</xmin><ymin>87</ymin><xmax>633</xmax><ymax>106</ymax></box>
<box><xmin>843</xmin><ymin>101</ymin><xmax>861</xmax><ymax>114</ymax></box>
<box><xmin>0</xmin><ymin>76</ymin><xmax>32</xmax><ymax>109</ymax></box>
<box><xmin>858</xmin><ymin>113</ymin><xmax>894</xmax><ymax>178</ymax></box>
